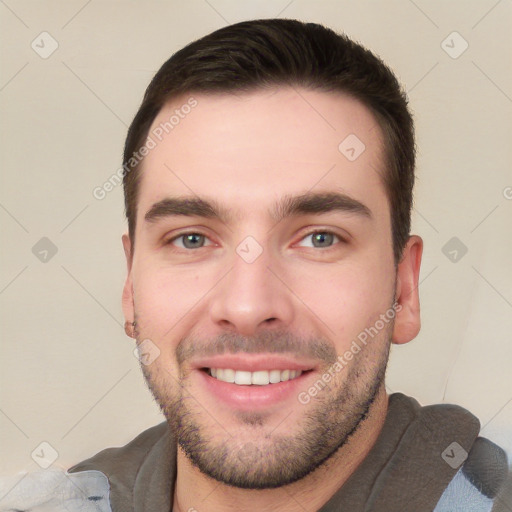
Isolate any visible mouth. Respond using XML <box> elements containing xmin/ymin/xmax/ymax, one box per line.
<box><xmin>192</xmin><ymin>355</ymin><xmax>317</xmax><ymax>410</ymax></box>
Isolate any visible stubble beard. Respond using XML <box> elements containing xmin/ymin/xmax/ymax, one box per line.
<box><xmin>139</xmin><ymin>323</ymin><xmax>392</xmax><ymax>490</ymax></box>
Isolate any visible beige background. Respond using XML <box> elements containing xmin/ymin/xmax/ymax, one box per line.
<box><xmin>0</xmin><ymin>0</ymin><xmax>511</xmax><ymax>475</ymax></box>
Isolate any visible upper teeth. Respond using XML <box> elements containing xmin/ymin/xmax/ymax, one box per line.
<box><xmin>209</xmin><ymin>368</ymin><xmax>303</xmax><ymax>385</ymax></box>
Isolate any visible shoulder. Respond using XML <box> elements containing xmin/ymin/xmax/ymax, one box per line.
<box><xmin>67</xmin><ymin>421</ymin><xmax>173</xmax><ymax>512</ymax></box>
<box><xmin>0</xmin><ymin>468</ymin><xmax>111</xmax><ymax>511</ymax></box>
<box><xmin>386</xmin><ymin>394</ymin><xmax>509</xmax><ymax>510</ymax></box>
<box><xmin>68</xmin><ymin>421</ymin><xmax>169</xmax><ymax>476</ymax></box>
<box><xmin>463</xmin><ymin>437</ymin><xmax>509</xmax><ymax>499</ymax></box>
<box><xmin>0</xmin><ymin>423</ymin><xmax>170</xmax><ymax>512</ymax></box>
<box><xmin>434</xmin><ymin>436</ymin><xmax>509</xmax><ymax>511</ymax></box>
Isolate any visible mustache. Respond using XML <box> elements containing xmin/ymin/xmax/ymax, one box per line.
<box><xmin>176</xmin><ymin>329</ymin><xmax>338</xmax><ymax>366</ymax></box>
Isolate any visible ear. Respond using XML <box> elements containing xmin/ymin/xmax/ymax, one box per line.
<box><xmin>122</xmin><ymin>233</ymin><xmax>135</xmax><ymax>335</ymax></box>
<box><xmin>392</xmin><ymin>235</ymin><xmax>423</xmax><ymax>345</ymax></box>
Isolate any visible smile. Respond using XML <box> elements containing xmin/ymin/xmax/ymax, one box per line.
<box><xmin>207</xmin><ymin>368</ymin><xmax>304</xmax><ymax>385</ymax></box>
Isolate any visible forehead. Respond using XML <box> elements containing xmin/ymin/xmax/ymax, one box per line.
<box><xmin>137</xmin><ymin>87</ymin><xmax>388</xmax><ymax>222</ymax></box>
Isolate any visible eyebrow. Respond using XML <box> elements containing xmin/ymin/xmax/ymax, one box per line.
<box><xmin>144</xmin><ymin>191</ymin><xmax>372</xmax><ymax>225</ymax></box>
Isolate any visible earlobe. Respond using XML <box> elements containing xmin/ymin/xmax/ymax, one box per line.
<box><xmin>124</xmin><ymin>320</ymin><xmax>136</xmax><ymax>338</ymax></box>
<box><xmin>392</xmin><ymin>235</ymin><xmax>423</xmax><ymax>345</ymax></box>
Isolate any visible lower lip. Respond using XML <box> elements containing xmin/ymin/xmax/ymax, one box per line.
<box><xmin>196</xmin><ymin>369</ymin><xmax>313</xmax><ymax>410</ymax></box>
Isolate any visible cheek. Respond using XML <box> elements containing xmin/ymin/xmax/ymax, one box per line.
<box><xmin>132</xmin><ymin>262</ymin><xmax>215</xmax><ymax>337</ymax></box>
<box><xmin>286</xmin><ymin>258</ymin><xmax>394</xmax><ymax>347</ymax></box>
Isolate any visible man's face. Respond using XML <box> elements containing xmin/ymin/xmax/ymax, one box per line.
<box><xmin>123</xmin><ymin>87</ymin><xmax>404</xmax><ymax>488</ymax></box>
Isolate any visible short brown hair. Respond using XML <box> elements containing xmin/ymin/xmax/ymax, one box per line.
<box><xmin>123</xmin><ymin>18</ymin><xmax>415</xmax><ymax>264</ymax></box>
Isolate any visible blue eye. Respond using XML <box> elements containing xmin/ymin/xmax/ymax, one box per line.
<box><xmin>297</xmin><ymin>231</ymin><xmax>341</xmax><ymax>248</ymax></box>
<box><xmin>169</xmin><ymin>233</ymin><xmax>210</xmax><ymax>249</ymax></box>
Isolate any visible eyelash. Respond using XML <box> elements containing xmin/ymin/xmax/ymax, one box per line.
<box><xmin>164</xmin><ymin>229</ymin><xmax>346</xmax><ymax>250</ymax></box>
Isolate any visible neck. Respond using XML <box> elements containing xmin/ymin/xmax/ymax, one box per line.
<box><xmin>173</xmin><ymin>388</ymin><xmax>389</xmax><ymax>512</ymax></box>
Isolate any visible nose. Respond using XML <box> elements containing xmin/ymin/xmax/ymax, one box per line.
<box><xmin>208</xmin><ymin>245</ymin><xmax>295</xmax><ymax>337</ymax></box>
